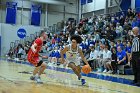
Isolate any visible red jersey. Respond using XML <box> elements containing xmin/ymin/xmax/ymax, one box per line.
<box><xmin>27</xmin><ymin>38</ymin><xmax>43</xmax><ymax>66</ymax></box>
<box><xmin>28</xmin><ymin>38</ymin><xmax>43</xmax><ymax>57</ymax></box>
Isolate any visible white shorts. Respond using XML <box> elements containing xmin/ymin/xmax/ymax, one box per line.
<box><xmin>65</xmin><ymin>57</ymin><xmax>81</xmax><ymax>66</ymax></box>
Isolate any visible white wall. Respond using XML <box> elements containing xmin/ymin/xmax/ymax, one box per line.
<box><xmin>131</xmin><ymin>0</ymin><xmax>135</xmax><ymax>9</ymax></box>
<box><xmin>82</xmin><ymin>0</ymin><xmax>106</xmax><ymax>13</ymax></box>
<box><xmin>82</xmin><ymin>0</ymin><xmax>117</xmax><ymax>13</ymax></box>
<box><xmin>47</xmin><ymin>0</ymin><xmax>78</xmax><ymax>26</ymax></box>
<box><xmin>0</xmin><ymin>23</ymin><xmax>1</xmax><ymax>56</ymax></box>
<box><xmin>0</xmin><ymin>23</ymin><xmax>1</xmax><ymax>36</ymax></box>
<box><xmin>0</xmin><ymin>23</ymin><xmax>43</xmax><ymax>55</ymax></box>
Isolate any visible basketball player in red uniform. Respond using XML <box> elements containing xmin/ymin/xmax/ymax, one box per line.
<box><xmin>27</xmin><ymin>30</ymin><xmax>48</xmax><ymax>84</ymax></box>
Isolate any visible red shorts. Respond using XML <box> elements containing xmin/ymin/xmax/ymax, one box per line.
<box><xmin>27</xmin><ymin>56</ymin><xmax>39</xmax><ymax>66</ymax></box>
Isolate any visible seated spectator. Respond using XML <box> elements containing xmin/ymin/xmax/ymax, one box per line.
<box><xmin>80</xmin><ymin>40</ymin><xmax>88</xmax><ymax>53</ymax></box>
<box><xmin>106</xmin><ymin>47</ymin><xmax>117</xmax><ymax>74</ymax></box>
<box><xmin>126</xmin><ymin>41</ymin><xmax>132</xmax><ymax>66</ymax></box>
<box><xmin>17</xmin><ymin>44</ymin><xmax>24</xmax><ymax>59</ymax></box>
<box><xmin>87</xmin><ymin>45</ymin><xmax>98</xmax><ymax>70</ymax></box>
<box><xmin>132</xmin><ymin>18</ymin><xmax>139</xmax><ymax>28</ymax></box>
<box><xmin>7</xmin><ymin>47</ymin><xmax>14</xmax><ymax>59</ymax></box>
<box><xmin>122</xmin><ymin>40</ymin><xmax>127</xmax><ymax>51</ymax></box>
<box><xmin>97</xmin><ymin>44</ymin><xmax>104</xmax><ymax>72</ymax></box>
<box><xmin>127</xmin><ymin>8</ymin><xmax>133</xmax><ymax>18</ymax></box>
<box><xmin>110</xmin><ymin>41</ymin><xmax>116</xmax><ymax>50</ymax></box>
<box><xmin>116</xmin><ymin>40</ymin><xmax>123</xmax><ymax>48</ymax></box>
<box><xmin>117</xmin><ymin>46</ymin><xmax>127</xmax><ymax>65</ymax></box>
<box><xmin>116</xmin><ymin>22</ymin><xmax>123</xmax><ymax>37</ymax></box>
<box><xmin>102</xmin><ymin>45</ymin><xmax>112</xmax><ymax>73</ymax></box>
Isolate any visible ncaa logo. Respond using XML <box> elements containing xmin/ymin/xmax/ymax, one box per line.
<box><xmin>17</xmin><ymin>28</ymin><xmax>26</xmax><ymax>39</ymax></box>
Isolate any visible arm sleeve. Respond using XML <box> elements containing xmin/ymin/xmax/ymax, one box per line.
<box><xmin>35</xmin><ymin>39</ymin><xmax>42</xmax><ymax>46</ymax></box>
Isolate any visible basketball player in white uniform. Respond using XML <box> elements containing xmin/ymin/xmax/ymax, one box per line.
<box><xmin>60</xmin><ymin>35</ymin><xmax>89</xmax><ymax>85</ymax></box>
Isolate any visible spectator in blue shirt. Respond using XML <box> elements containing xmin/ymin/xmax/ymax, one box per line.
<box><xmin>132</xmin><ymin>18</ymin><xmax>139</xmax><ymax>28</ymax></box>
<box><xmin>117</xmin><ymin>46</ymin><xmax>127</xmax><ymax>65</ymax></box>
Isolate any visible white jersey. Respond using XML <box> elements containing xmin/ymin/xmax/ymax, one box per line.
<box><xmin>65</xmin><ymin>44</ymin><xmax>81</xmax><ymax>66</ymax></box>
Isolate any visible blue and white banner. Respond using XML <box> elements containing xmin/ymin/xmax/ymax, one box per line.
<box><xmin>81</xmin><ymin>0</ymin><xmax>87</xmax><ymax>5</ymax></box>
<box><xmin>6</xmin><ymin>2</ymin><xmax>17</xmax><ymax>24</ymax></box>
<box><xmin>31</xmin><ymin>4</ymin><xmax>41</xmax><ymax>26</ymax></box>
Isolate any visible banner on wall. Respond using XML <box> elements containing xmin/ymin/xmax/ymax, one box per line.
<box><xmin>31</xmin><ymin>5</ymin><xmax>41</xmax><ymax>26</ymax></box>
<box><xmin>6</xmin><ymin>2</ymin><xmax>17</xmax><ymax>24</ymax></box>
<box><xmin>135</xmin><ymin>0</ymin><xmax>140</xmax><ymax>13</ymax></box>
<box><xmin>81</xmin><ymin>0</ymin><xmax>87</xmax><ymax>5</ymax></box>
<box><xmin>120</xmin><ymin>0</ymin><xmax>131</xmax><ymax>11</ymax></box>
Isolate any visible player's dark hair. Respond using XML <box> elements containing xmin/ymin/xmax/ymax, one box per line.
<box><xmin>39</xmin><ymin>30</ymin><xmax>46</xmax><ymax>37</ymax></box>
<box><xmin>70</xmin><ymin>35</ymin><xmax>83</xmax><ymax>44</ymax></box>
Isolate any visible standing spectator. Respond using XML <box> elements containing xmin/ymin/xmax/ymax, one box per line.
<box><xmin>130</xmin><ymin>27</ymin><xmax>140</xmax><ymax>86</ymax></box>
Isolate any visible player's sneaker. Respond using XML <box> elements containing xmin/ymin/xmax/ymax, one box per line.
<box><xmin>81</xmin><ymin>79</ymin><xmax>86</xmax><ymax>85</ymax></box>
<box><xmin>30</xmin><ymin>76</ymin><xmax>35</xmax><ymax>80</ymax></box>
<box><xmin>35</xmin><ymin>77</ymin><xmax>43</xmax><ymax>84</ymax></box>
<box><xmin>78</xmin><ymin>77</ymin><xmax>81</xmax><ymax>80</ymax></box>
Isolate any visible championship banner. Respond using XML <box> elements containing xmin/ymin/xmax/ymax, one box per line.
<box><xmin>6</xmin><ymin>2</ymin><xmax>17</xmax><ymax>24</ymax></box>
<box><xmin>31</xmin><ymin>4</ymin><xmax>41</xmax><ymax>26</ymax></box>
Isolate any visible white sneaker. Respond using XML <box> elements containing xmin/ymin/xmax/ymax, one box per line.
<box><xmin>103</xmin><ymin>69</ymin><xmax>107</xmax><ymax>73</ymax></box>
<box><xmin>107</xmin><ymin>70</ymin><xmax>113</xmax><ymax>74</ymax></box>
<box><xmin>35</xmin><ymin>77</ymin><xmax>43</xmax><ymax>84</ymax></box>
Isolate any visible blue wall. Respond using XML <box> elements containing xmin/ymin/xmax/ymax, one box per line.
<box><xmin>120</xmin><ymin>0</ymin><xmax>131</xmax><ymax>11</ymax></box>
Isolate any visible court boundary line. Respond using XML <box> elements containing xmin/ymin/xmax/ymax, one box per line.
<box><xmin>0</xmin><ymin>59</ymin><xmax>139</xmax><ymax>88</ymax></box>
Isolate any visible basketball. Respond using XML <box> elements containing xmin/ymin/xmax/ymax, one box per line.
<box><xmin>82</xmin><ymin>65</ymin><xmax>91</xmax><ymax>74</ymax></box>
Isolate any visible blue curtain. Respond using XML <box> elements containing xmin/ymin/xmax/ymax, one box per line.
<box><xmin>31</xmin><ymin>5</ymin><xmax>41</xmax><ymax>26</ymax></box>
<box><xmin>81</xmin><ymin>0</ymin><xmax>86</xmax><ymax>5</ymax></box>
<box><xmin>120</xmin><ymin>0</ymin><xmax>131</xmax><ymax>11</ymax></box>
<box><xmin>6</xmin><ymin>2</ymin><xmax>17</xmax><ymax>24</ymax></box>
<box><xmin>87</xmin><ymin>0</ymin><xmax>93</xmax><ymax>3</ymax></box>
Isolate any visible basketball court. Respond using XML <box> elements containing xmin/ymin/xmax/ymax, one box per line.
<box><xmin>0</xmin><ymin>59</ymin><xmax>140</xmax><ymax>93</ymax></box>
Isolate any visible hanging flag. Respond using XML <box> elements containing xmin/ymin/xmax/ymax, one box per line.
<box><xmin>81</xmin><ymin>0</ymin><xmax>87</xmax><ymax>5</ymax></box>
<box><xmin>31</xmin><ymin>4</ymin><xmax>41</xmax><ymax>26</ymax></box>
<box><xmin>6</xmin><ymin>2</ymin><xmax>17</xmax><ymax>24</ymax></box>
